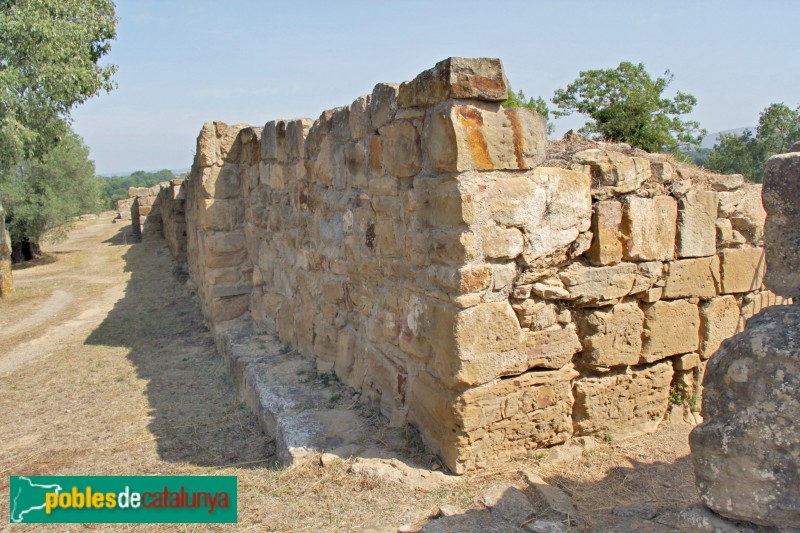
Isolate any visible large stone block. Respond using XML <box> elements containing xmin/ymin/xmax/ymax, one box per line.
<box><xmin>559</xmin><ymin>262</ymin><xmax>636</xmax><ymax>305</ymax></box>
<box><xmin>368</xmin><ymin>83</ymin><xmax>399</xmax><ymax>131</ymax></box>
<box><xmin>762</xmin><ymin>151</ymin><xmax>800</xmax><ymax>298</ymax></box>
<box><xmin>285</xmin><ymin>118</ymin><xmax>312</xmax><ymax>162</ymax></box>
<box><xmin>677</xmin><ymin>189</ymin><xmax>718</xmax><ymax>258</ymax></box>
<box><xmin>398</xmin><ymin>57</ymin><xmax>508</xmax><ymax>108</ymax></box>
<box><xmin>198</xmin><ymin>198</ymin><xmax>244</xmax><ymax>231</ymax></box>
<box><xmin>718</xmin><ymin>247</ymin><xmax>765</xmax><ymax>294</ymax></box>
<box><xmin>641</xmin><ymin>299</ymin><xmax>700</xmax><ymax>362</ymax></box>
<box><xmin>576</xmin><ymin>301</ymin><xmax>644</xmax><ymax>369</ymax></box>
<box><xmin>201</xmin><ymin>163</ymin><xmax>240</xmax><ymax>199</ymax></box>
<box><xmin>571</xmin><ymin>149</ymin><xmax>651</xmax><ymax>195</ymax></box>
<box><xmin>622</xmin><ymin>196</ymin><xmax>677</xmax><ymax>261</ymax></box>
<box><xmin>482</xmin><ymin>225</ymin><xmax>524</xmax><ymax>260</ymax></box>
<box><xmin>698</xmin><ymin>295</ymin><xmax>740</xmax><ymax>359</ymax></box>
<box><xmin>726</xmin><ymin>183</ymin><xmax>766</xmax><ymax>245</ymax></box>
<box><xmin>587</xmin><ymin>200</ymin><xmax>624</xmax><ymax>265</ymax></box>
<box><xmin>378</xmin><ymin>120</ymin><xmax>421</xmax><ymax>178</ymax></box>
<box><xmin>662</xmin><ymin>256</ymin><xmax>720</xmax><ymax>299</ymax></box>
<box><xmin>415</xmin><ymin>176</ymin><xmax>473</xmax><ymax>227</ymax></box>
<box><xmin>203</xmin><ymin>232</ymin><xmax>247</xmax><ymax>268</ymax></box>
<box><xmin>573</xmin><ymin>360</ymin><xmax>673</xmax><ymax>439</ymax></box>
<box><xmin>424</xmin><ymin>102</ymin><xmax>546</xmax><ymax>172</ymax></box>
<box><xmin>690</xmin><ymin>305</ymin><xmax>800</xmax><ymax>528</ymax></box>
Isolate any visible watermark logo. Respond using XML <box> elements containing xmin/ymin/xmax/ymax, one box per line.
<box><xmin>9</xmin><ymin>476</ymin><xmax>236</xmax><ymax>523</ymax></box>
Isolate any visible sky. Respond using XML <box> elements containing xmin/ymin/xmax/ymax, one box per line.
<box><xmin>70</xmin><ymin>0</ymin><xmax>800</xmax><ymax>176</ymax></box>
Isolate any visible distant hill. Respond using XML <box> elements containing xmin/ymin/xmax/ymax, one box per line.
<box><xmin>100</xmin><ymin>168</ymin><xmax>189</xmax><ymax>179</ymax></box>
<box><xmin>701</xmin><ymin>127</ymin><xmax>754</xmax><ymax>149</ymax></box>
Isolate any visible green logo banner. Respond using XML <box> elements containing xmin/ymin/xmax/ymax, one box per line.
<box><xmin>9</xmin><ymin>476</ymin><xmax>237</xmax><ymax>523</ymax></box>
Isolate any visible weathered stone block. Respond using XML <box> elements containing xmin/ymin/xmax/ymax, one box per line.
<box><xmin>662</xmin><ymin>256</ymin><xmax>720</xmax><ymax>299</ymax></box>
<box><xmin>428</xmin><ymin>230</ymin><xmax>479</xmax><ymax>265</ymax></box>
<box><xmin>203</xmin><ymin>232</ymin><xmax>247</xmax><ymax>268</ymax></box>
<box><xmin>699</xmin><ymin>295</ymin><xmax>740</xmax><ymax>359</ymax></box>
<box><xmin>673</xmin><ymin>352</ymin><xmax>700</xmax><ymax>371</ymax></box>
<box><xmin>691</xmin><ymin>305</ymin><xmax>800</xmax><ymax>529</ymax></box>
<box><xmin>622</xmin><ymin>196</ymin><xmax>677</xmax><ymax>261</ymax></box>
<box><xmin>677</xmin><ymin>190</ymin><xmax>718</xmax><ymax>258</ymax></box>
<box><xmin>588</xmin><ymin>200</ymin><xmax>623</xmax><ymax>265</ymax></box>
<box><xmin>482</xmin><ymin>225</ymin><xmax>524</xmax><ymax>260</ymax></box>
<box><xmin>571</xmin><ymin>149</ymin><xmax>651</xmax><ymax>195</ymax></box>
<box><xmin>728</xmin><ymin>183</ymin><xmax>766</xmax><ymax>244</ymax></box>
<box><xmin>576</xmin><ymin>301</ymin><xmax>644</xmax><ymax>369</ymax></box>
<box><xmin>201</xmin><ymin>164</ymin><xmax>240</xmax><ymax>199</ymax></box>
<box><xmin>398</xmin><ymin>57</ymin><xmax>508</xmax><ymax>108</ymax></box>
<box><xmin>573</xmin><ymin>360</ymin><xmax>673</xmax><ymax>439</ymax></box>
<box><xmin>199</xmin><ymin>198</ymin><xmax>244</xmax><ymax>231</ymax></box>
<box><xmin>425</xmin><ymin>102</ymin><xmax>546</xmax><ymax>172</ymax></box>
<box><xmin>718</xmin><ymin>247</ymin><xmax>765</xmax><ymax>294</ymax></box>
<box><xmin>348</xmin><ymin>96</ymin><xmax>370</xmax><ymax>140</ymax></box>
<box><xmin>559</xmin><ymin>262</ymin><xmax>636</xmax><ymax>305</ymax></box>
<box><xmin>378</xmin><ymin>121</ymin><xmax>421</xmax><ymax>178</ymax></box>
<box><xmin>368</xmin><ymin>83</ymin><xmax>399</xmax><ymax>131</ymax></box>
<box><xmin>762</xmin><ymin>151</ymin><xmax>800</xmax><ymax>298</ymax></box>
<box><xmin>262</xmin><ymin>119</ymin><xmax>287</xmax><ymax>161</ymax></box>
<box><xmin>641</xmin><ymin>299</ymin><xmax>700</xmax><ymax>362</ymax></box>
<box><xmin>286</xmin><ymin>118</ymin><xmax>312</xmax><ymax>162</ymax></box>
<box><xmin>415</xmin><ymin>177</ymin><xmax>473</xmax><ymax>227</ymax></box>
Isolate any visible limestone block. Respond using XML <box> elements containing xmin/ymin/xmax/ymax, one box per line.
<box><xmin>512</xmin><ymin>300</ymin><xmax>558</xmax><ymax>330</ymax></box>
<box><xmin>699</xmin><ymin>295</ymin><xmax>741</xmax><ymax>359</ymax></box>
<box><xmin>261</xmin><ymin>119</ymin><xmax>287</xmax><ymax>162</ymax></box>
<box><xmin>194</xmin><ymin>122</ymin><xmax>219</xmax><ymax>167</ymax></box>
<box><xmin>587</xmin><ymin>200</ymin><xmax>623</xmax><ymax>266</ymax></box>
<box><xmin>348</xmin><ymin>95</ymin><xmax>370</xmax><ymax>140</ymax></box>
<box><xmin>378</xmin><ymin>121</ymin><xmax>421</xmax><ymax>178</ymax></box>
<box><xmin>677</xmin><ymin>189</ymin><xmax>718</xmax><ymax>258</ymax></box>
<box><xmin>428</xmin><ymin>264</ymin><xmax>492</xmax><ymax>294</ymax></box>
<box><xmin>630</xmin><ymin>261</ymin><xmax>665</xmax><ymax>296</ymax></box>
<box><xmin>690</xmin><ymin>305</ymin><xmax>800</xmax><ymax>528</ymax></box>
<box><xmin>714</xmin><ymin>217</ymin><xmax>745</xmax><ymax>248</ymax></box>
<box><xmin>573</xmin><ymin>360</ymin><xmax>673</xmax><ymax>439</ymax></box>
<box><xmin>673</xmin><ymin>352</ymin><xmax>700</xmax><ymax>371</ymax></box>
<box><xmin>398</xmin><ymin>57</ymin><xmax>508</xmax><ymax>108</ymax></box>
<box><xmin>330</xmin><ymin>106</ymin><xmax>351</xmax><ymax>141</ymax></box>
<box><xmin>286</xmin><ymin>118</ymin><xmax>312</xmax><ymax>162</ymax></box>
<box><xmin>367</xmin><ymin>135</ymin><xmax>383</xmax><ymax>176</ymax></box>
<box><xmin>203</xmin><ymin>232</ymin><xmax>247</xmax><ymax>268</ymax></box>
<box><xmin>428</xmin><ymin>229</ymin><xmax>479</xmax><ymax>265</ymax></box>
<box><xmin>201</xmin><ymin>164</ymin><xmax>240</xmax><ymax>199</ymax></box>
<box><xmin>199</xmin><ymin>198</ymin><xmax>244</xmax><ymax>231</ymax></box>
<box><xmin>762</xmin><ymin>151</ymin><xmax>800</xmax><ymax>298</ymax></box>
<box><xmin>208</xmin><ymin>294</ymin><xmax>249</xmax><ymax>322</ymax></box>
<box><xmin>344</xmin><ymin>142</ymin><xmax>368</xmax><ymax>188</ymax></box>
<box><xmin>415</xmin><ymin>177</ymin><xmax>473</xmax><ymax>227</ymax></box>
<box><xmin>559</xmin><ymin>262</ymin><xmax>636</xmax><ymax>305</ymax></box>
<box><xmin>492</xmin><ymin>263</ymin><xmax>516</xmax><ymax>291</ymax></box>
<box><xmin>576</xmin><ymin>301</ymin><xmax>644</xmax><ymax>369</ymax></box>
<box><xmin>482</xmin><ymin>225</ymin><xmax>524</xmax><ymax>259</ymax></box>
<box><xmin>571</xmin><ymin>149</ymin><xmax>651</xmax><ymax>195</ymax></box>
<box><xmin>641</xmin><ymin>299</ymin><xmax>700</xmax><ymax>362</ymax></box>
<box><xmin>708</xmin><ymin>172</ymin><xmax>745</xmax><ymax>191</ymax></box>
<box><xmin>425</xmin><ymin>102</ymin><xmax>546</xmax><ymax>172</ymax></box>
<box><xmin>304</xmin><ymin>109</ymin><xmax>334</xmax><ymax>160</ymax></box>
<box><xmin>622</xmin><ymin>196</ymin><xmax>677</xmax><ymax>261</ymax></box>
<box><xmin>662</xmin><ymin>256</ymin><xmax>720</xmax><ymax>299</ymax></box>
<box><xmin>487</xmin><ymin>168</ymin><xmax>591</xmax><ymax>261</ymax></box>
<box><xmin>718</xmin><ymin>247</ymin><xmax>765</xmax><ymax>294</ymax></box>
<box><xmin>398</xmin><ymin>294</ymin><xmax>458</xmax><ymax>363</ymax></box>
<box><xmin>368</xmin><ymin>83</ymin><xmax>399</xmax><ymax>131</ymax></box>
<box><xmin>729</xmin><ymin>183</ymin><xmax>766</xmax><ymax>244</ymax></box>
<box><xmin>739</xmin><ymin>289</ymin><xmax>790</xmax><ymax>324</ymax></box>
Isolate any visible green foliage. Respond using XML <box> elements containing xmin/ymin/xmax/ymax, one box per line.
<box><xmin>552</xmin><ymin>61</ymin><xmax>705</xmax><ymax>154</ymax></box>
<box><xmin>0</xmin><ymin>0</ymin><xmax>117</xmax><ymax>169</ymax></box>
<box><xmin>706</xmin><ymin>103</ymin><xmax>800</xmax><ymax>182</ymax></box>
<box><xmin>104</xmin><ymin>169</ymin><xmax>175</xmax><ymax>207</ymax></box>
<box><xmin>504</xmin><ymin>87</ymin><xmax>554</xmax><ymax>135</ymax></box>
<box><xmin>0</xmin><ymin>130</ymin><xmax>106</xmax><ymax>246</ymax></box>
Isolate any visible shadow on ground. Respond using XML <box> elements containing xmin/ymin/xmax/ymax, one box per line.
<box><xmin>86</xmin><ymin>226</ymin><xmax>276</xmax><ymax>468</ymax></box>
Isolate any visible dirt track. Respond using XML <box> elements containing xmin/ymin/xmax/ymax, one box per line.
<box><xmin>0</xmin><ymin>215</ymin><xmax>700</xmax><ymax>531</ymax></box>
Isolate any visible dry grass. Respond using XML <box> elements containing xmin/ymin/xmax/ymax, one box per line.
<box><xmin>0</xmin><ymin>214</ymin><xmax>697</xmax><ymax>531</ymax></box>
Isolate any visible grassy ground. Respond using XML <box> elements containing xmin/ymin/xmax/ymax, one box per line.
<box><xmin>0</xmin><ymin>214</ymin><xmax>698</xmax><ymax>531</ymax></box>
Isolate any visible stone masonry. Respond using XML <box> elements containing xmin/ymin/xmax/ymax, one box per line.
<box><xmin>157</xmin><ymin>57</ymin><xmax>789</xmax><ymax>474</ymax></box>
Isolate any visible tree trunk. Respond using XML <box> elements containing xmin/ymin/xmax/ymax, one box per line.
<box><xmin>11</xmin><ymin>238</ymin><xmax>41</xmax><ymax>263</ymax></box>
<box><xmin>0</xmin><ymin>203</ymin><xmax>13</xmax><ymax>296</ymax></box>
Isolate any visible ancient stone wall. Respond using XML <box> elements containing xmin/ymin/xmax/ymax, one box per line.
<box><xmin>171</xmin><ymin>57</ymin><xmax>789</xmax><ymax>474</ymax></box>
<box><xmin>130</xmin><ymin>182</ymin><xmax>169</xmax><ymax>240</ymax></box>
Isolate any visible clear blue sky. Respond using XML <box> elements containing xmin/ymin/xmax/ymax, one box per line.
<box><xmin>71</xmin><ymin>0</ymin><xmax>800</xmax><ymax>176</ymax></box>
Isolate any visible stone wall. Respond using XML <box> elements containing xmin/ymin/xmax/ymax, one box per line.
<box><xmin>170</xmin><ymin>57</ymin><xmax>789</xmax><ymax>474</ymax></box>
<box><xmin>130</xmin><ymin>182</ymin><xmax>169</xmax><ymax>240</ymax></box>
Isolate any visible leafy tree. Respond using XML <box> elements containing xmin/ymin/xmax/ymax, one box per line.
<box><xmin>706</xmin><ymin>103</ymin><xmax>800</xmax><ymax>182</ymax></box>
<box><xmin>0</xmin><ymin>0</ymin><xmax>117</xmax><ymax>170</ymax></box>
<box><xmin>504</xmin><ymin>87</ymin><xmax>554</xmax><ymax>135</ymax></box>
<box><xmin>552</xmin><ymin>61</ymin><xmax>705</xmax><ymax>154</ymax></box>
<box><xmin>1</xmin><ymin>130</ymin><xmax>106</xmax><ymax>261</ymax></box>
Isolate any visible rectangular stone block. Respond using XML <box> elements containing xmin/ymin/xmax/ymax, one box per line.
<box><xmin>424</xmin><ymin>102</ymin><xmax>546</xmax><ymax>173</ymax></box>
<box><xmin>571</xmin><ymin>149</ymin><xmax>650</xmax><ymax>195</ymax></box>
<box><xmin>199</xmin><ymin>198</ymin><xmax>244</xmax><ymax>231</ymax></box>
<box><xmin>641</xmin><ymin>299</ymin><xmax>700</xmax><ymax>362</ymax></box>
<box><xmin>662</xmin><ymin>256</ymin><xmax>720</xmax><ymax>299</ymax></box>
<box><xmin>377</xmin><ymin>120</ymin><xmax>421</xmax><ymax>177</ymax></box>
<box><xmin>201</xmin><ymin>163</ymin><xmax>241</xmax><ymax>199</ymax></box>
<box><xmin>261</xmin><ymin>119</ymin><xmax>287</xmax><ymax>161</ymax></box>
<box><xmin>559</xmin><ymin>262</ymin><xmax>636</xmax><ymax>306</ymax></box>
<box><xmin>398</xmin><ymin>57</ymin><xmax>508</xmax><ymax>108</ymax></box>
<box><xmin>719</xmin><ymin>247</ymin><xmax>765</xmax><ymax>294</ymax></box>
<box><xmin>762</xmin><ymin>152</ymin><xmax>800</xmax><ymax>298</ymax></box>
<box><xmin>576</xmin><ymin>301</ymin><xmax>644</xmax><ymax>369</ymax></box>
<box><xmin>677</xmin><ymin>189</ymin><xmax>718</xmax><ymax>258</ymax></box>
<box><xmin>622</xmin><ymin>196</ymin><xmax>677</xmax><ymax>261</ymax></box>
<box><xmin>573</xmin><ymin>360</ymin><xmax>673</xmax><ymax>439</ymax></box>
<box><xmin>286</xmin><ymin>118</ymin><xmax>313</xmax><ymax>162</ymax></box>
<box><xmin>588</xmin><ymin>200</ymin><xmax>624</xmax><ymax>265</ymax></box>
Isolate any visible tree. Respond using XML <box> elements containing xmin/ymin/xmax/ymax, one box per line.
<box><xmin>504</xmin><ymin>87</ymin><xmax>554</xmax><ymax>135</ymax></box>
<box><xmin>706</xmin><ymin>103</ymin><xmax>800</xmax><ymax>182</ymax></box>
<box><xmin>0</xmin><ymin>0</ymin><xmax>117</xmax><ymax>169</ymax></box>
<box><xmin>0</xmin><ymin>130</ymin><xmax>106</xmax><ymax>261</ymax></box>
<box><xmin>103</xmin><ymin>169</ymin><xmax>175</xmax><ymax>208</ymax></box>
<box><xmin>552</xmin><ymin>61</ymin><xmax>705</xmax><ymax>154</ymax></box>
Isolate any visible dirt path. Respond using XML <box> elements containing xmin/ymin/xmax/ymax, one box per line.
<box><xmin>0</xmin><ymin>215</ymin><xmax>700</xmax><ymax>531</ymax></box>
